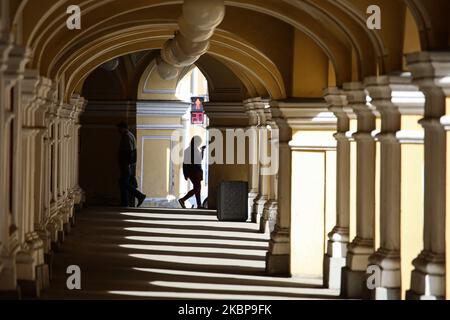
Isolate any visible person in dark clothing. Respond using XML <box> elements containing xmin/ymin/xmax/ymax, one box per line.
<box><xmin>178</xmin><ymin>136</ymin><xmax>206</xmax><ymax>209</ymax></box>
<box><xmin>117</xmin><ymin>122</ymin><xmax>146</xmax><ymax>207</ymax></box>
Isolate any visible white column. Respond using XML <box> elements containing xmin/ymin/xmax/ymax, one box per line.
<box><xmin>254</xmin><ymin>103</ymin><xmax>271</xmax><ymax>225</ymax></box>
<box><xmin>0</xmin><ymin>45</ymin><xmax>30</xmax><ymax>295</ymax></box>
<box><xmin>341</xmin><ymin>82</ymin><xmax>377</xmax><ymax>298</ymax></box>
<box><xmin>405</xmin><ymin>52</ymin><xmax>450</xmax><ymax>300</ymax></box>
<box><xmin>365</xmin><ymin>74</ymin><xmax>425</xmax><ymax>300</ymax></box>
<box><xmin>46</xmin><ymin>98</ymin><xmax>65</xmax><ymax>250</ymax></box>
<box><xmin>257</xmin><ymin>108</ymin><xmax>274</xmax><ymax>233</ymax></box>
<box><xmin>0</xmin><ymin>35</ymin><xmax>16</xmax><ymax>295</ymax></box>
<box><xmin>323</xmin><ymin>87</ymin><xmax>353</xmax><ymax>289</ymax></box>
<box><xmin>15</xmin><ymin>70</ymin><xmax>47</xmax><ymax>297</ymax></box>
<box><xmin>245</xmin><ymin>98</ymin><xmax>260</xmax><ymax>222</ymax></box>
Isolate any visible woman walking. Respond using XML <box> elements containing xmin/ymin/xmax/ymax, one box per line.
<box><xmin>178</xmin><ymin>136</ymin><xmax>206</xmax><ymax>209</ymax></box>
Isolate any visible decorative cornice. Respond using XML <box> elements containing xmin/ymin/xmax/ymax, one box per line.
<box><xmin>204</xmin><ymin>102</ymin><xmax>248</xmax><ymax>120</ymax></box>
<box><xmin>365</xmin><ymin>74</ymin><xmax>425</xmax><ymax>116</ymax></box>
<box><xmin>137</xmin><ymin>100</ymin><xmax>190</xmax><ymax>117</ymax></box>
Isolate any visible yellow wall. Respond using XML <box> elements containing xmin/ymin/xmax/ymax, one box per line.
<box><xmin>403</xmin><ymin>7</ymin><xmax>422</xmax><ymax>70</ymax></box>
<box><xmin>290</xmin><ymin>130</ymin><xmax>336</xmax><ymax>277</ymax></box>
<box><xmin>291</xmin><ymin>151</ymin><xmax>326</xmax><ymax>277</ymax></box>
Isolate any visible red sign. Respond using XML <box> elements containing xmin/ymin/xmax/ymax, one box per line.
<box><xmin>191</xmin><ymin>97</ymin><xmax>205</xmax><ymax>112</ymax></box>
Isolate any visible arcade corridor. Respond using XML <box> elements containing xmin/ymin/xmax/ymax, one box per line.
<box><xmin>41</xmin><ymin>208</ymin><xmax>339</xmax><ymax>300</ymax></box>
<box><xmin>1</xmin><ymin>0</ymin><xmax>450</xmax><ymax>301</ymax></box>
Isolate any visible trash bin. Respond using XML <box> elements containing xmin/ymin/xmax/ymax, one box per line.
<box><xmin>217</xmin><ymin>181</ymin><xmax>248</xmax><ymax>222</ymax></box>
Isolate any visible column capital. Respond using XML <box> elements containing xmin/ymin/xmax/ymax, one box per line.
<box><xmin>324</xmin><ymin>87</ymin><xmax>355</xmax><ymax>133</ymax></box>
<box><xmin>204</xmin><ymin>101</ymin><xmax>248</xmax><ymax>127</ymax></box>
<box><xmin>365</xmin><ymin>74</ymin><xmax>425</xmax><ymax>136</ymax></box>
<box><xmin>4</xmin><ymin>45</ymin><xmax>31</xmax><ymax>86</ymax></box>
<box><xmin>365</xmin><ymin>74</ymin><xmax>425</xmax><ymax>116</ymax></box>
<box><xmin>406</xmin><ymin>51</ymin><xmax>450</xmax><ymax>96</ymax></box>
<box><xmin>244</xmin><ymin>97</ymin><xmax>269</xmax><ymax>127</ymax></box>
<box><xmin>343</xmin><ymin>82</ymin><xmax>376</xmax><ymax>133</ymax></box>
<box><xmin>343</xmin><ymin>82</ymin><xmax>367</xmax><ymax>105</ymax></box>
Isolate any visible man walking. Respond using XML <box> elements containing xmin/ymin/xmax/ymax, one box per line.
<box><xmin>117</xmin><ymin>122</ymin><xmax>146</xmax><ymax>207</ymax></box>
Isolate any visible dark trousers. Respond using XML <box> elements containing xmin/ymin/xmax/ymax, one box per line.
<box><xmin>119</xmin><ymin>164</ymin><xmax>144</xmax><ymax>207</ymax></box>
<box><xmin>181</xmin><ymin>170</ymin><xmax>203</xmax><ymax>207</ymax></box>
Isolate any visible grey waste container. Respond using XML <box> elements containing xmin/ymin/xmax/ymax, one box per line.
<box><xmin>217</xmin><ymin>181</ymin><xmax>248</xmax><ymax>222</ymax></box>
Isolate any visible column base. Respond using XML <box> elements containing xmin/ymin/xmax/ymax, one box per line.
<box><xmin>371</xmin><ymin>287</ymin><xmax>401</xmax><ymax>300</ymax></box>
<box><xmin>0</xmin><ymin>256</ymin><xmax>18</xmax><ymax>292</ymax></box>
<box><xmin>264</xmin><ymin>201</ymin><xmax>278</xmax><ymax>234</ymax></box>
<box><xmin>18</xmin><ymin>279</ymin><xmax>41</xmax><ymax>299</ymax></box>
<box><xmin>253</xmin><ymin>197</ymin><xmax>268</xmax><ymax>224</ymax></box>
<box><xmin>64</xmin><ymin>222</ymin><xmax>71</xmax><ymax>235</ymax></box>
<box><xmin>368</xmin><ymin>249</ymin><xmax>401</xmax><ymax>300</ymax></box>
<box><xmin>51</xmin><ymin>231</ymin><xmax>64</xmax><ymax>252</ymax></box>
<box><xmin>341</xmin><ymin>267</ymin><xmax>369</xmax><ymax>299</ymax></box>
<box><xmin>266</xmin><ymin>227</ymin><xmax>290</xmax><ymax>276</ymax></box>
<box><xmin>323</xmin><ymin>255</ymin><xmax>346</xmax><ymax>290</ymax></box>
<box><xmin>406</xmin><ymin>251</ymin><xmax>445</xmax><ymax>300</ymax></box>
<box><xmin>248</xmin><ymin>191</ymin><xmax>259</xmax><ymax>222</ymax></box>
<box><xmin>406</xmin><ymin>290</ymin><xmax>445</xmax><ymax>300</ymax></box>
<box><xmin>323</xmin><ymin>227</ymin><xmax>349</xmax><ymax>289</ymax></box>
<box><xmin>69</xmin><ymin>215</ymin><xmax>76</xmax><ymax>227</ymax></box>
<box><xmin>266</xmin><ymin>252</ymin><xmax>290</xmax><ymax>276</ymax></box>
<box><xmin>37</xmin><ymin>263</ymin><xmax>50</xmax><ymax>289</ymax></box>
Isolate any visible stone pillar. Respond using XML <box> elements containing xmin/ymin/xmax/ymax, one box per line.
<box><xmin>58</xmin><ymin>103</ymin><xmax>76</xmax><ymax>235</ymax></box>
<box><xmin>0</xmin><ymin>36</ymin><xmax>18</xmax><ymax>297</ymax></box>
<box><xmin>15</xmin><ymin>70</ymin><xmax>49</xmax><ymax>297</ymax></box>
<box><xmin>254</xmin><ymin>102</ymin><xmax>271</xmax><ymax>225</ymax></box>
<box><xmin>323</xmin><ymin>87</ymin><xmax>353</xmax><ymax>290</ymax></box>
<box><xmin>244</xmin><ymin>98</ymin><xmax>261</xmax><ymax>222</ymax></box>
<box><xmin>341</xmin><ymin>82</ymin><xmax>377</xmax><ymax>298</ymax></box>
<box><xmin>365</xmin><ymin>74</ymin><xmax>425</xmax><ymax>300</ymax></box>
<box><xmin>405</xmin><ymin>52</ymin><xmax>450</xmax><ymax>300</ymax></box>
<box><xmin>71</xmin><ymin>96</ymin><xmax>86</xmax><ymax>209</ymax></box>
<box><xmin>259</xmin><ymin>108</ymin><xmax>276</xmax><ymax>234</ymax></box>
<box><xmin>266</xmin><ymin>101</ymin><xmax>291</xmax><ymax>276</ymax></box>
<box><xmin>46</xmin><ymin>95</ymin><xmax>65</xmax><ymax>251</ymax></box>
<box><xmin>33</xmin><ymin>77</ymin><xmax>52</xmax><ymax>282</ymax></box>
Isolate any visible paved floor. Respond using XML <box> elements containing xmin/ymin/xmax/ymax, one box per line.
<box><xmin>41</xmin><ymin>207</ymin><xmax>340</xmax><ymax>300</ymax></box>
